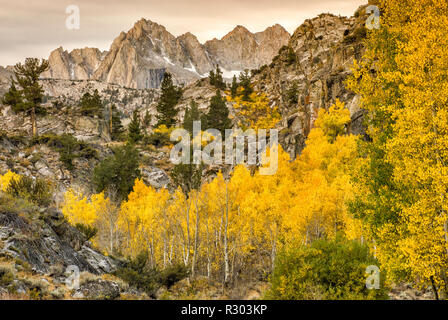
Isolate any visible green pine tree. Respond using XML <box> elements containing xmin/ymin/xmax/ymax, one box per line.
<box><xmin>92</xmin><ymin>143</ymin><xmax>141</xmax><ymax>202</ymax></box>
<box><xmin>203</xmin><ymin>90</ymin><xmax>231</xmax><ymax>135</ymax></box>
<box><xmin>208</xmin><ymin>69</ymin><xmax>216</xmax><ymax>85</ymax></box>
<box><xmin>156</xmin><ymin>72</ymin><xmax>183</xmax><ymax>128</ymax></box>
<box><xmin>11</xmin><ymin>58</ymin><xmax>49</xmax><ymax>137</ymax></box>
<box><xmin>110</xmin><ymin>104</ymin><xmax>124</xmax><ymax>141</ymax></box>
<box><xmin>143</xmin><ymin>110</ymin><xmax>152</xmax><ymax>128</ymax></box>
<box><xmin>183</xmin><ymin>100</ymin><xmax>201</xmax><ymax>135</ymax></box>
<box><xmin>230</xmin><ymin>75</ymin><xmax>239</xmax><ymax>98</ymax></box>
<box><xmin>128</xmin><ymin>110</ymin><xmax>143</xmax><ymax>144</ymax></box>
<box><xmin>239</xmin><ymin>70</ymin><xmax>253</xmax><ymax>101</ymax></box>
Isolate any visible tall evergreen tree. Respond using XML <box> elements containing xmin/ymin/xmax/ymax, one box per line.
<box><xmin>128</xmin><ymin>110</ymin><xmax>143</xmax><ymax>144</ymax></box>
<box><xmin>156</xmin><ymin>72</ymin><xmax>182</xmax><ymax>127</ymax></box>
<box><xmin>109</xmin><ymin>104</ymin><xmax>124</xmax><ymax>141</ymax></box>
<box><xmin>183</xmin><ymin>100</ymin><xmax>201</xmax><ymax>135</ymax></box>
<box><xmin>143</xmin><ymin>110</ymin><xmax>152</xmax><ymax>127</ymax></box>
<box><xmin>230</xmin><ymin>75</ymin><xmax>239</xmax><ymax>98</ymax></box>
<box><xmin>203</xmin><ymin>90</ymin><xmax>231</xmax><ymax>135</ymax></box>
<box><xmin>239</xmin><ymin>69</ymin><xmax>253</xmax><ymax>101</ymax></box>
<box><xmin>92</xmin><ymin>143</ymin><xmax>141</xmax><ymax>202</ymax></box>
<box><xmin>11</xmin><ymin>58</ymin><xmax>49</xmax><ymax>137</ymax></box>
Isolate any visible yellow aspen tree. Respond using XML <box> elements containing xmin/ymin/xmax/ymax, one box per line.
<box><xmin>62</xmin><ymin>189</ymin><xmax>97</xmax><ymax>226</ymax></box>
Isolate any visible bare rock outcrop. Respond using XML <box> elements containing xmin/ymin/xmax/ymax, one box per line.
<box><xmin>0</xmin><ymin>202</ymin><xmax>120</xmax><ymax>275</ymax></box>
<box><xmin>42</xmin><ymin>47</ymin><xmax>106</xmax><ymax>80</ymax></box>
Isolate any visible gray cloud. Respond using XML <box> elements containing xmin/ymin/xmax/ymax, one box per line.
<box><xmin>0</xmin><ymin>0</ymin><xmax>366</xmax><ymax>66</ymax></box>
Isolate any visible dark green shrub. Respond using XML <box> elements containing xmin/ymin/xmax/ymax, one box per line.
<box><xmin>144</xmin><ymin>131</ymin><xmax>171</xmax><ymax>147</ymax></box>
<box><xmin>160</xmin><ymin>264</ymin><xmax>189</xmax><ymax>289</ymax></box>
<box><xmin>115</xmin><ymin>252</ymin><xmax>160</xmax><ymax>298</ymax></box>
<box><xmin>79</xmin><ymin>89</ymin><xmax>103</xmax><ymax>117</ymax></box>
<box><xmin>266</xmin><ymin>238</ymin><xmax>389</xmax><ymax>300</ymax></box>
<box><xmin>78</xmin><ymin>145</ymin><xmax>98</xmax><ymax>159</ymax></box>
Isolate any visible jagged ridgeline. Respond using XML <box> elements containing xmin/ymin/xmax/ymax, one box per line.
<box><xmin>15</xmin><ymin>19</ymin><xmax>289</xmax><ymax>89</ymax></box>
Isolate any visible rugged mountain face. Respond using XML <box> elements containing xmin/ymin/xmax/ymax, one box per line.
<box><xmin>205</xmin><ymin>24</ymin><xmax>290</xmax><ymax>72</ymax></box>
<box><xmin>253</xmin><ymin>6</ymin><xmax>369</xmax><ymax>158</ymax></box>
<box><xmin>42</xmin><ymin>47</ymin><xmax>106</xmax><ymax>80</ymax></box>
<box><xmin>93</xmin><ymin>19</ymin><xmax>290</xmax><ymax>88</ymax></box>
<box><xmin>36</xmin><ymin>19</ymin><xmax>289</xmax><ymax>89</ymax></box>
<box><xmin>92</xmin><ymin>19</ymin><xmax>205</xmax><ymax>89</ymax></box>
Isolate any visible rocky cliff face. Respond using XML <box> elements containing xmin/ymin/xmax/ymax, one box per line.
<box><xmin>0</xmin><ymin>66</ymin><xmax>13</xmax><ymax>96</ymax></box>
<box><xmin>253</xmin><ymin>6</ymin><xmax>369</xmax><ymax>158</ymax></box>
<box><xmin>205</xmin><ymin>24</ymin><xmax>290</xmax><ymax>72</ymax></box>
<box><xmin>42</xmin><ymin>47</ymin><xmax>106</xmax><ymax>81</ymax></box>
<box><xmin>35</xmin><ymin>19</ymin><xmax>289</xmax><ymax>89</ymax></box>
<box><xmin>0</xmin><ymin>200</ymin><xmax>119</xmax><ymax>275</ymax></box>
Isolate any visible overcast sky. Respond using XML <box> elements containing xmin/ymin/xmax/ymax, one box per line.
<box><xmin>0</xmin><ymin>0</ymin><xmax>367</xmax><ymax>66</ymax></box>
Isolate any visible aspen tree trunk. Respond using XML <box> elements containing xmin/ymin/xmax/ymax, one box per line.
<box><xmin>205</xmin><ymin>219</ymin><xmax>212</xmax><ymax>280</ymax></box>
<box><xmin>191</xmin><ymin>195</ymin><xmax>200</xmax><ymax>279</ymax></box>
<box><xmin>150</xmin><ymin>234</ymin><xmax>155</xmax><ymax>267</ymax></box>
<box><xmin>271</xmin><ymin>237</ymin><xmax>277</xmax><ymax>271</ymax></box>
<box><xmin>109</xmin><ymin>220</ymin><xmax>114</xmax><ymax>254</ymax></box>
<box><xmin>169</xmin><ymin>235</ymin><xmax>174</xmax><ymax>265</ymax></box>
<box><xmin>163</xmin><ymin>240</ymin><xmax>166</xmax><ymax>268</ymax></box>
<box><xmin>223</xmin><ymin>183</ymin><xmax>230</xmax><ymax>285</ymax></box>
<box><xmin>186</xmin><ymin>205</ymin><xmax>191</xmax><ymax>266</ymax></box>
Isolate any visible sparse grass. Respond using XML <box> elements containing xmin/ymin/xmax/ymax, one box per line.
<box><xmin>0</xmin><ymin>266</ymin><xmax>14</xmax><ymax>287</ymax></box>
<box><xmin>79</xmin><ymin>271</ymin><xmax>100</xmax><ymax>285</ymax></box>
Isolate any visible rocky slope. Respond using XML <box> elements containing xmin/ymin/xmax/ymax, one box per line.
<box><xmin>0</xmin><ymin>191</ymin><xmax>132</xmax><ymax>300</ymax></box>
<box><xmin>39</xmin><ymin>19</ymin><xmax>289</xmax><ymax>89</ymax></box>
<box><xmin>0</xmin><ymin>196</ymin><xmax>118</xmax><ymax>275</ymax></box>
